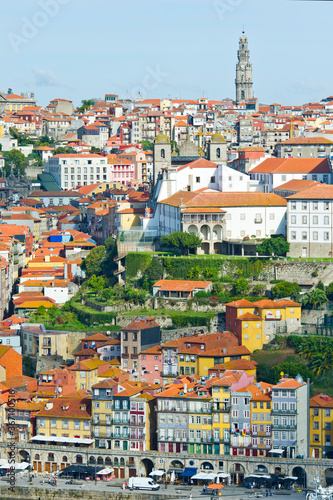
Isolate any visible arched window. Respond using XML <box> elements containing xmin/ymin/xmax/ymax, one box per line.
<box><xmin>114</xmin><ymin>457</ymin><xmax>119</xmax><ymax>464</ymax></box>
<box><xmin>89</xmin><ymin>456</ymin><xmax>96</xmax><ymax>464</ymax></box>
<box><xmin>241</xmin><ymin>91</ymin><xmax>245</xmax><ymax>100</ymax></box>
<box><xmin>242</xmin><ymin>44</ymin><xmax>245</xmax><ymax>49</ymax></box>
<box><xmin>120</xmin><ymin>457</ymin><xmax>125</xmax><ymax>465</ymax></box>
<box><xmin>216</xmin><ymin>148</ymin><xmax>221</xmax><ymax>159</ymax></box>
<box><xmin>35</xmin><ymin>454</ymin><xmax>40</xmax><ymax>460</ymax></box>
<box><xmin>105</xmin><ymin>457</ymin><xmax>112</xmax><ymax>466</ymax></box>
<box><xmin>97</xmin><ymin>457</ymin><xmax>104</xmax><ymax>465</ymax></box>
<box><xmin>161</xmin><ymin>149</ymin><xmax>165</xmax><ymax>159</ymax></box>
<box><xmin>76</xmin><ymin>455</ymin><xmax>83</xmax><ymax>464</ymax></box>
<box><xmin>62</xmin><ymin>456</ymin><xmax>68</xmax><ymax>463</ymax></box>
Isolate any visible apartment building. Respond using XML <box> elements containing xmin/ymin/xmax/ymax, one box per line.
<box><xmin>45</xmin><ymin>154</ymin><xmax>109</xmax><ymax>190</ymax></box>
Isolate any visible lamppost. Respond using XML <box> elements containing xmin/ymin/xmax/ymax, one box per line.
<box><xmin>28</xmin><ymin>443</ymin><xmax>32</xmax><ymax>485</ymax></box>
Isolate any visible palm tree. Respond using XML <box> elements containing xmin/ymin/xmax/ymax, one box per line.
<box><xmin>302</xmin><ymin>289</ymin><xmax>328</xmax><ymax>310</ymax></box>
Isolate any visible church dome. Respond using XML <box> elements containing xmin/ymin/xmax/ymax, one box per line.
<box><xmin>211</xmin><ymin>132</ymin><xmax>225</xmax><ymax>143</ymax></box>
<box><xmin>154</xmin><ymin>133</ymin><xmax>170</xmax><ymax>144</ymax></box>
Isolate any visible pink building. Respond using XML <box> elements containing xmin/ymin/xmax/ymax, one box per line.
<box><xmin>139</xmin><ymin>345</ymin><xmax>162</xmax><ymax>385</ymax></box>
<box><xmin>108</xmin><ymin>157</ymin><xmax>135</xmax><ymax>185</ymax></box>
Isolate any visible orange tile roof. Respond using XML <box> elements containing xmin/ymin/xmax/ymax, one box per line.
<box><xmin>273</xmin><ymin>378</ymin><xmax>305</xmax><ymax>389</ymax></box>
<box><xmin>159</xmin><ymin>191</ymin><xmax>286</xmax><ymax>208</ymax></box>
<box><xmin>36</xmin><ymin>397</ymin><xmax>91</xmax><ymax>419</ymax></box>
<box><xmin>288</xmin><ymin>183</ymin><xmax>333</xmax><ymax>200</ymax></box>
<box><xmin>121</xmin><ymin>318</ymin><xmax>159</xmax><ymax>331</ymax></box>
<box><xmin>310</xmin><ymin>393</ymin><xmax>333</xmax><ymax>408</ymax></box>
<box><xmin>212</xmin><ymin>359</ymin><xmax>257</xmax><ymax>371</ymax></box>
<box><xmin>177</xmin><ymin>158</ymin><xmax>219</xmax><ymax>172</ymax></box>
<box><xmin>154</xmin><ymin>279</ymin><xmax>211</xmax><ymax>292</ymax></box>
<box><xmin>225</xmin><ymin>299</ymin><xmax>254</xmax><ymax>308</ymax></box>
<box><xmin>236</xmin><ymin>312</ymin><xmax>262</xmax><ymax>321</ymax></box>
<box><xmin>280</xmin><ymin>136</ymin><xmax>333</xmax><ymax>145</ymax></box>
<box><xmin>250</xmin><ymin>158</ymin><xmax>331</xmax><ymax>174</ymax></box>
<box><xmin>274</xmin><ymin>179</ymin><xmax>322</xmax><ymax>192</ymax></box>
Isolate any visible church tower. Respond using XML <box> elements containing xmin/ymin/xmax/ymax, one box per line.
<box><xmin>235</xmin><ymin>31</ymin><xmax>253</xmax><ymax>104</ymax></box>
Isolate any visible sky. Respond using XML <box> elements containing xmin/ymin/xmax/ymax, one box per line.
<box><xmin>1</xmin><ymin>0</ymin><xmax>332</xmax><ymax>107</ymax></box>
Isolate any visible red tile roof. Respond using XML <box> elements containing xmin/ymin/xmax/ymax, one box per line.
<box><xmin>159</xmin><ymin>191</ymin><xmax>287</xmax><ymax>208</ymax></box>
<box><xmin>250</xmin><ymin>158</ymin><xmax>331</xmax><ymax>174</ymax></box>
<box><xmin>153</xmin><ymin>279</ymin><xmax>211</xmax><ymax>292</ymax></box>
<box><xmin>288</xmin><ymin>183</ymin><xmax>333</xmax><ymax>200</ymax></box>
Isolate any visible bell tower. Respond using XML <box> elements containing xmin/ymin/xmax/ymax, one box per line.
<box><xmin>235</xmin><ymin>31</ymin><xmax>253</xmax><ymax>104</ymax></box>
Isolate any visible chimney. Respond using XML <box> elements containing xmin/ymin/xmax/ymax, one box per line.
<box><xmin>184</xmin><ymin>384</ymin><xmax>187</xmax><ymax>394</ymax></box>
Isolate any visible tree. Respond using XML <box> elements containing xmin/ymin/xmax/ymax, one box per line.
<box><xmin>233</xmin><ymin>277</ymin><xmax>249</xmax><ymax>296</ymax></box>
<box><xmin>257</xmin><ymin>236</ymin><xmax>290</xmax><ymax>256</ymax></box>
<box><xmin>88</xmin><ymin>275</ymin><xmax>105</xmax><ymax>298</ymax></box>
<box><xmin>302</xmin><ymin>288</ymin><xmax>328</xmax><ymax>310</ymax></box>
<box><xmin>140</xmin><ymin>140</ymin><xmax>153</xmax><ymax>151</ymax></box>
<box><xmin>271</xmin><ymin>281</ymin><xmax>300</xmax><ymax>299</ymax></box>
<box><xmin>316</xmin><ymin>280</ymin><xmax>325</xmax><ymax>291</ymax></box>
<box><xmin>161</xmin><ymin>231</ymin><xmax>202</xmax><ymax>255</ymax></box>
<box><xmin>81</xmin><ymin>246</ymin><xmax>106</xmax><ymax>277</ymax></box>
<box><xmin>326</xmin><ymin>282</ymin><xmax>333</xmax><ymax>301</ymax></box>
<box><xmin>53</xmin><ymin>147</ymin><xmax>76</xmax><ymax>155</ymax></box>
<box><xmin>145</xmin><ymin>258</ymin><xmax>164</xmax><ymax>283</ymax></box>
<box><xmin>77</xmin><ymin>99</ymin><xmax>95</xmax><ymax>114</ymax></box>
<box><xmin>187</xmin><ymin>267</ymin><xmax>200</xmax><ymax>279</ymax></box>
<box><xmin>90</xmin><ymin>146</ymin><xmax>101</xmax><ymax>153</ymax></box>
<box><xmin>6</xmin><ymin>148</ymin><xmax>26</xmax><ymax>175</ymax></box>
<box><xmin>171</xmin><ymin>140</ymin><xmax>179</xmax><ymax>154</ymax></box>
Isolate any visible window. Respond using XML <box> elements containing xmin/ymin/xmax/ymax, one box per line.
<box><xmin>302</xmin><ymin>232</ymin><xmax>307</xmax><ymax>240</ymax></box>
<box><xmin>313</xmin><ymin>216</ymin><xmax>318</xmax><ymax>224</ymax></box>
<box><xmin>270</xmin><ymin>213</ymin><xmax>275</xmax><ymax>220</ymax></box>
<box><xmin>325</xmin><ymin>409</ymin><xmax>331</xmax><ymax>418</ymax></box>
<box><xmin>324</xmin><ymin>202</ymin><xmax>329</xmax><ymax>210</ymax></box>
<box><xmin>291</xmin><ymin>231</ymin><xmax>296</xmax><ymax>240</ymax></box>
<box><xmin>291</xmin><ymin>202</ymin><xmax>296</xmax><ymax>210</ymax></box>
<box><xmin>240</xmin><ymin>213</ymin><xmax>245</xmax><ymax>220</ymax></box>
<box><xmin>313</xmin><ymin>231</ymin><xmax>318</xmax><ymax>240</ymax></box>
<box><xmin>210</xmin><ymin>176</ymin><xmax>215</xmax><ymax>183</ymax></box>
<box><xmin>196</xmin><ymin>177</ymin><xmax>200</xmax><ymax>183</ymax></box>
<box><xmin>244</xmin><ymin>323</ymin><xmax>248</xmax><ymax>329</ymax></box>
<box><xmin>313</xmin><ymin>201</ymin><xmax>318</xmax><ymax>210</ymax></box>
<box><xmin>291</xmin><ymin>216</ymin><xmax>296</xmax><ymax>224</ymax></box>
<box><xmin>325</xmin><ymin>232</ymin><xmax>329</xmax><ymax>241</ymax></box>
<box><xmin>302</xmin><ymin>216</ymin><xmax>307</xmax><ymax>224</ymax></box>
<box><xmin>302</xmin><ymin>201</ymin><xmax>307</xmax><ymax>210</ymax></box>
<box><xmin>325</xmin><ymin>216</ymin><xmax>330</xmax><ymax>225</ymax></box>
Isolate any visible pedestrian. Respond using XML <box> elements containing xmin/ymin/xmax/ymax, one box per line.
<box><xmin>266</xmin><ymin>489</ymin><xmax>268</xmax><ymax>497</ymax></box>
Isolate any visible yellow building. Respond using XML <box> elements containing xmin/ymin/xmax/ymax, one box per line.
<box><xmin>116</xmin><ymin>208</ymin><xmax>143</xmax><ymax>230</ymax></box>
<box><xmin>178</xmin><ymin>331</ymin><xmax>251</xmax><ymax>377</ymax></box>
<box><xmin>250</xmin><ymin>383</ymin><xmax>272</xmax><ymax>457</ymax></box>
<box><xmin>69</xmin><ymin>358</ymin><xmax>110</xmax><ymax>390</ymax></box>
<box><xmin>186</xmin><ymin>388</ymin><xmax>214</xmax><ymax>455</ymax></box>
<box><xmin>35</xmin><ymin>392</ymin><xmax>92</xmax><ymax>451</ymax></box>
<box><xmin>225</xmin><ymin>299</ymin><xmax>301</xmax><ymax>353</ymax></box>
<box><xmin>310</xmin><ymin>393</ymin><xmax>333</xmax><ymax>459</ymax></box>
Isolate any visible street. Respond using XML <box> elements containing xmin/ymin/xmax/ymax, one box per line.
<box><xmin>0</xmin><ymin>474</ymin><xmax>308</xmax><ymax>500</ymax></box>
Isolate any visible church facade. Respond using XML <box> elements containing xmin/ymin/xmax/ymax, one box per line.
<box><xmin>235</xmin><ymin>32</ymin><xmax>253</xmax><ymax>104</ymax></box>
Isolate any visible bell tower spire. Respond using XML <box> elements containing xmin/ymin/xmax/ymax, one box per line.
<box><xmin>235</xmin><ymin>31</ymin><xmax>253</xmax><ymax>104</ymax></box>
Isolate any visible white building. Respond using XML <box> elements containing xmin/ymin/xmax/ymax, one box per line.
<box><xmin>249</xmin><ymin>157</ymin><xmax>332</xmax><ymax>193</ymax></box>
<box><xmin>287</xmin><ymin>183</ymin><xmax>333</xmax><ymax>258</ymax></box>
<box><xmin>44</xmin><ymin>153</ymin><xmax>109</xmax><ymax>189</ymax></box>
<box><xmin>155</xmin><ymin>190</ymin><xmax>287</xmax><ymax>255</ymax></box>
<box><xmin>155</xmin><ymin>158</ymin><xmax>261</xmax><ymax>204</ymax></box>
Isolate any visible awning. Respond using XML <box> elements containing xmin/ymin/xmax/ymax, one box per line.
<box><xmin>181</xmin><ymin>467</ymin><xmax>197</xmax><ymax>477</ymax></box>
<box><xmin>0</xmin><ymin>462</ymin><xmax>29</xmax><ymax>470</ymax></box>
<box><xmin>282</xmin><ymin>477</ymin><xmax>298</xmax><ymax>481</ymax></box>
<box><xmin>96</xmin><ymin>468</ymin><xmax>114</xmax><ymax>476</ymax></box>
<box><xmin>31</xmin><ymin>435</ymin><xmax>94</xmax><ymax>445</ymax></box>
<box><xmin>150</xmin><ymin>470</ymin><xmax>165</xmax><ymax>477</ymax></box>
<box><xmin>192</xmin><ymin>473</ymin><xmax>211</xmax><ymax>480</ymax></box>
<box><xmin>268</xmin><ymin>448</ymin><xmax>284</xmax><ymax>454</ymax></box>
<box><xmin>217</xmin><ymin>473</ymin><xmax>230</xmax><ymax>478</ymax></box>
<box><xmin>167</xmin><ymin>468</ymin><xmax>183</xmax><ymax>474</ymax></box>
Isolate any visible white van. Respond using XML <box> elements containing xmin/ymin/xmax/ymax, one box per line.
<box><xmin>128</xmin><ymin>477</ymin><xmax>160</xmax><ymax>490</ymax></box>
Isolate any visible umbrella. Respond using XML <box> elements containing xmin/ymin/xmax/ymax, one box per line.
<box><xmin>208</xmin><ymin>484</ymin><xmax>224</xmax><ymax>489</ymax></box>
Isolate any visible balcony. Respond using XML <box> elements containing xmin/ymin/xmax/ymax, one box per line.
<box><xmin>271</xmin><ymin>409</ymin><xmax>297</xmax><ymax>415</ymax></box>
<box><xmin>213</xmin><ymin>405</ymin><xmax>230</xmax><ymax>413</ymax></box>
<box><xmin>254</xmin><ymin>218</ymin><xmax>263</xmax><ymax>224</ymax></box>
<box><xmin>131</xmin><ymin>354</ymin><xmax>138</xmax><ymax>359</ymax></box>
<box><xmin>188</xmin><ymin>407</ymin><xmax>212</xmax><ymax>414</ymax></box>
<box><xmin>130</xmin><ymin>422</ymin><xmax>145</xmax><ymax>427</ymax></box>
<box><xmin>161</xmin><ymin>371</ymin><xmax>179</xmax><ymax>377</ymax></box>
<box><xmin>272</xmin><ymin>425</ymin><xmax>297</xmax><ymax>430</ymax></box>
<box><xmin>122</xmin><ymin>353</ymin><xmax>129</xmax><ymax>359</ymax></box>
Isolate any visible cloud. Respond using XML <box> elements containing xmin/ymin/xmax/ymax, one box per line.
<box><xmin>32</xmin><ymin>68</ymin><xmax>60</xmax><ymax>87</ymax></box>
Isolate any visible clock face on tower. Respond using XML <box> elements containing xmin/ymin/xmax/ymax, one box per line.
<box><xmin>240</xmin><ymin>64</ymin><xmax>245</xmax><ymax>70</ymax></box>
